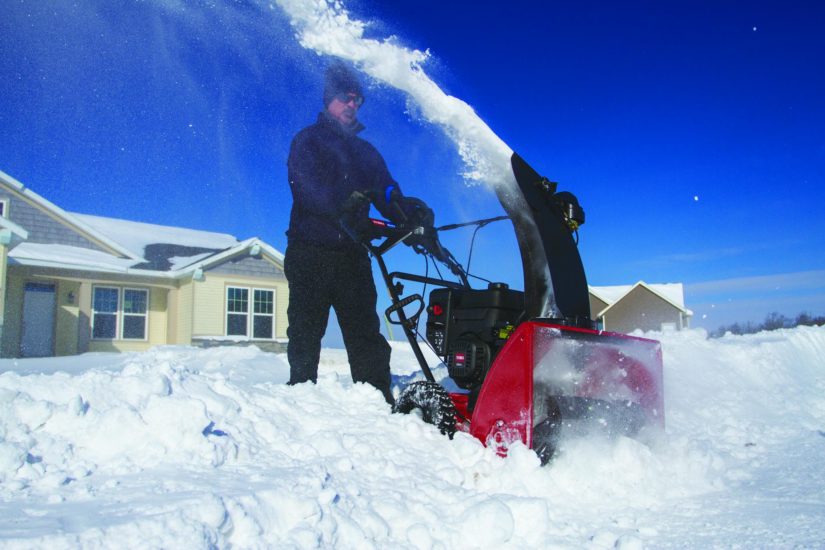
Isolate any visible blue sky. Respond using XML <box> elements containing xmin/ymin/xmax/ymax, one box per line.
<box><xmin>2</xmin><ymin>0</ymin><xmax>824</xmax><ymax>334</ymax></box>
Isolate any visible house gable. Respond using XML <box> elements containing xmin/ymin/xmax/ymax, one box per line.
<box><xmin>207</xmin><ymin>254</ymin><xmax>285</xmax><ymax>279</ymax></box>
<box><xmin>590</xmin><ymin>281</ymin><xmax>691</xmax><ymax>333</ymax></box>
<box><xmin>603</xmin><ymin>284</ymin><xmax>684</xmax><ymax>332</ymax></box>
<box><xmin>0</xmin><ymin>190</ymin><xmax>111</xmax><ymax>253</ymax></box>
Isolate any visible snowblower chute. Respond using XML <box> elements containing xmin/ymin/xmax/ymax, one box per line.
<box><xmin>344</xmin><ymin>152</ymin><xmax>664</xmax><ymax>464</ymax></box>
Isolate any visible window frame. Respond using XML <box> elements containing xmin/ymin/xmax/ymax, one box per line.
<box><xmin>225</xmin><ymin>285</ymin><xmax>275</xmax><ymax>340</ymax></box>
<box><xmin>225</xmin><ymin>286</ymin><xmax>250</xmax><ymax>337</ymax></box>
<box><xmin>252</xmin><ymin>288</ymin><xmax>275</xmax><ymax>340</ymax></box>
<box><xmin>91</xmin><ymin>285</ymin><xmax>149</xmax><ymax>341</ymax></box>
<box><xmin>121</xmin><ymin>287</ymin><xmax>149</xmax><ymax>340</ymax></box>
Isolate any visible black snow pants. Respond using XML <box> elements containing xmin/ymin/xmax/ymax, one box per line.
<box><xmin>285</xmin><ymin>241</ymin><xmax>393</xmax><ymax>404</ymax></box>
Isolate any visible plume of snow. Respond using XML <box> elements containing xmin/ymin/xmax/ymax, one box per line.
<box><xmin>275</xmin><ymin>0</ymin><xmax>514</xmax><ymax>187</ymax></box>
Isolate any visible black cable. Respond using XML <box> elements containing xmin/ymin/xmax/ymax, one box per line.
<box><xmin>414</xmin><ymin>253</ymin><xmax>430</xmax><ymax>336</ymax></box>
<box><xmin>465</xmin><ymin>223</ymin><xmax>484</xmax><ymax>275</ymax></box>
<box><xmin>467</xmin><ymin>272</ymin><xmax>493</xmax><ymax>285</ymax></box>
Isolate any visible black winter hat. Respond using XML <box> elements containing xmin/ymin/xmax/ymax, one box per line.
<box><xmin>323</xmin><ymin>61</ymin><xmax>363</xmax><ymax>106</ymax></box>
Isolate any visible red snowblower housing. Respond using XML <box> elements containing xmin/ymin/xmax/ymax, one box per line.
<box><xmin>342</xmin><ymin>153</ymin><xmax>664</xmax><ymax>464</ymax></box>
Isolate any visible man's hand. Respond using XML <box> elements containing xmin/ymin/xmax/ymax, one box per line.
<box><xmin>339</xmin><ymin>190</ymin><xmax>375</xmax><ymax>244</ymax></box>
<box><xmin>392</xmin><ymin>196</ymin><xmax>435</xmax><ymax>230</ymax></box>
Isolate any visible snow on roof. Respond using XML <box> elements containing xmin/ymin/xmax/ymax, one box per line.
<box><xmin>168</xmin><ymin>251</ymin><xmax>217</xmax><ymax>270</ymax></box>
<box><xmin>647</xmin><ymin>283</ymin><xmax>687</xmax><ymax>309</ymax></box>
<box><xmin>72</xmin><ymin>213</ymin><xmax>239</xmax><ymax>257</ymax></box>
<box><xmin>8</xmin><ymin>243</ymin><xmax>138</xmax><ymax>272</ymax></box>
<box><xmin>5</xmin><ymin>209</ymin><xmax>253</xmax><ymax>275</ymax></box>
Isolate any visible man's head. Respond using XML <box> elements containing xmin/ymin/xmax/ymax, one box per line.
<box><xmin>324</xmin><ymin>61</ymin><xmax>364</xmax><ymax>127</ymax></box>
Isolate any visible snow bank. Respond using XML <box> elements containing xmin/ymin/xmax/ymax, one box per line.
<box><xmin>1</xmin><ymin>327</ymin><xmax>824</xmax><ymax>547</ymax></box>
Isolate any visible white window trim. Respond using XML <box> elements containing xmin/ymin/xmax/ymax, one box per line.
<box><xmin>91</xmin><ymin>286</ymin><xmax>149</xmax><ymax>341</ymax></box>
<box><xmin>0</xmin><ymin>198</ymin><xmax>8</xmax><ymax>218</ymax></box>
<box><xmin>225</xmin><ymin>285</ymin><xmax>275</xmax><ymax>340</ymax></box>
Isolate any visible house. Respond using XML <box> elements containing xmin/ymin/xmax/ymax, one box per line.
<box><xmin>589</xmin><ymin>281</ymin><xmax>692</xmax><ymax>333</ymax></box>
<box><xmin>0</xmin><ymin>169</ymin><xmax>288</xmax><ymax>358</ymax></box>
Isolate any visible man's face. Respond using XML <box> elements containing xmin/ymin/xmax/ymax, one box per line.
<box><xmin>327</xmin><ymin>92</ymin><xmax>363</xmax><ymax>126</ymax></box>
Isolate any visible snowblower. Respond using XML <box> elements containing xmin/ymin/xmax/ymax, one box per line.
<box><xmin>341</xmin><ymin>153</ymin><xmax>664</xmax><ymax>464</ymax></box>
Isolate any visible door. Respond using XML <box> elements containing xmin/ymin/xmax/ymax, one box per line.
<box><xmin>21</xmin><ymin>282</ymin><xmax>56</xmax><ymax>357</ymax></box>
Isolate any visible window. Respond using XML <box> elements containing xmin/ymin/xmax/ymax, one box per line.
<box><xmin>0</xmin><ymin>199</ymin><xmax>7</xmax><ymax>217</ymax></box>
<box><xmin>253</xmin><ymin>289</ymin><xmax>274</xmax><ymax>339</ymax></box>
<box><xmin>226</xmin><ymin>287</ymin><xmax>249</xmax><ymax>336</ymax></box>
<box><xmin>226</xmin><ymin>286</ymin><xmax>274</xmax><ymax>339</ymax></box>
<box><xmin>92</xmin><ymin>286</ymin><xmax>149</xmax><ymax>340</ymax></box>
<box><xmin>122</xmin><ymin>289</ymin><xmax>148</xmax><ymax>339</ymax></box>
<box><xmin>92</xmin><ymin>287</ymin><xmax>119</xmax><ymax>339</ymax></box>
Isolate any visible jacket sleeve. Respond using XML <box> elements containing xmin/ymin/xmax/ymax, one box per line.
<box><xmin>365</xmin><ymin>145</ymin><xmax>405</xmax><ymax>222</ymax></box>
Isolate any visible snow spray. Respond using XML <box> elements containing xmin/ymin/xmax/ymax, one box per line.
<box><xmin>273</xmin><ymin>0</ymin><xmax>514</xmax><ymax>188</ymax></box>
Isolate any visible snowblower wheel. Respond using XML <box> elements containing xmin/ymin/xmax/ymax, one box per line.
<box><xmin>393</xmin><ymin>381</ymin><xmax>457</xmax><ymax>439</ymax></box>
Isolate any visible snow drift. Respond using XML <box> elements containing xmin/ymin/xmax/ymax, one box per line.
<box><xmin>1</xmin><ymin>326</ymin><xmax>824</xmax><ymax>548</ymax></box>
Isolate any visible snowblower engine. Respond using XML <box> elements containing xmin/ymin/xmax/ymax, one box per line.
<box><xmin>426</xmin><ymin>284</ymin><xmax>524</xmax><ymax>393</ymax></box>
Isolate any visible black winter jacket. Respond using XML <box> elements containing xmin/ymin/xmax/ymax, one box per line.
<box><xmin>287</xmin><ymin>112</ymin><xmax>401</xmax><ymax>250</ymax></box>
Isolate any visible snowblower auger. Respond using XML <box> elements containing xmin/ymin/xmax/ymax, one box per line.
<box><xmin>342</xmin><ymin>153</ymin><xmax>664</xmax><ymax>465</ymax></box>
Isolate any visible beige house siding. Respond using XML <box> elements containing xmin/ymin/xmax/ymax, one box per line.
<box><xmin>166</xmin><ymin>286</ymin><xmax>179</xmax><ymax>343</ymax></box>
<box><xmin>191</xmin><ymin>275</ymin><xmax>225</xmax><ymax>336</ymax></box>
<box><xmin>589</xmin><ymin>294</ymin><xmax>608</xmax><ymax>322</ymax></box>
<box><xmin>602</xmin><ymin>286</ymin><xmax>684</xmax><ymax>333</ymax></box>
<box><xmin>173</xmin><ymin>279</ymin><xmax>195</xmax><ymax>344</ymax></box>
<box><xmin>55</xmin><ymin>279</ymin><xmax>80</xmax><ymax>356</ymax></box>
<box><xmin>191</xmin><ymin>272</ymin><xmax>288</xmax><ymax>339</ymax></box>
<box><xmin>147</xmin><ymin>288</ymin><xmax>168</xmax><ymax>345</ymax></box>
<box><xmin>77</xmin><ymin>281</ymin><xmax>92</xmax><ymax>353</ymax></box>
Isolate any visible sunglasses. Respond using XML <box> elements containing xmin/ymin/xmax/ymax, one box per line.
<box><xmin>335</xmin><ymin>92</ymin><xmax>364</xmax><ymax>107</ymax></box>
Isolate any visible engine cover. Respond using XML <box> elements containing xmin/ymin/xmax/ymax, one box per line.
<box><xmin>426</xmin><ymin>283</ymin><xmax>524</xmax><ymax>390</ymax></box>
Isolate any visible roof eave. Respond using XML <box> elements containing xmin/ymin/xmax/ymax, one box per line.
<box><xmin>9</xmin><ymin>257</ymin><xmax>175</xmax><ymax>278</ymax></box>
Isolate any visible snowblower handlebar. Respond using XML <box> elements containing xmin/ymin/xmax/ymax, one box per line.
<box><xmin>339</xmin><ymin>190</ymin><xmax>466</xmax><ymax>280</ymax></box>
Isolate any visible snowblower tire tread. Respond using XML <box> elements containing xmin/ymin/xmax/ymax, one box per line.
<box><xmin>393</xmin><ymin>381</ymin><xmax>457</xmax><ymax>439</ymax></box>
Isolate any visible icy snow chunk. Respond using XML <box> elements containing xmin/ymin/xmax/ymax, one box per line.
<box><xmin>458</xmin><ymin>498</ymin><xmax>515</xmax><ymax>547</ymax></box>
<box><xmin>0</xmin><ymin>441</ymin><xmax>27</xmax><ymax>479</ymax></box>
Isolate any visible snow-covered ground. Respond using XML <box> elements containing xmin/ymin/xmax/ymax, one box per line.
<box><xmin>1</xmin><ymin>326</ymin><xmax>824</xmax><ymax>548</ymax></box>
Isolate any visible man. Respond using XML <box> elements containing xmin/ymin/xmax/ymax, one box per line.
<box><xmin>285</xmin><ymin>61</ymin><xmax>406</xmax><ymax>405</ymax></box>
